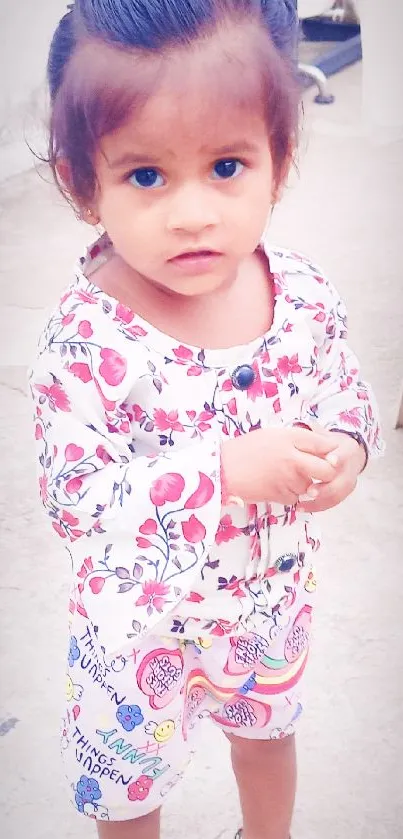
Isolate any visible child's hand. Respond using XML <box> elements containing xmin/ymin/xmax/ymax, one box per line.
<box><xmin>221</xmin><ymin>427</ymin><xmax>338</xmax><ymax>506</ymax></box>
<box><xmin>297</xmin><ymin>431</ymin><xmax>367</xmax><ymax>513</ymax></box>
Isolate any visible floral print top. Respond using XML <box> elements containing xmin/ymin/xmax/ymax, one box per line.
<box><xmin>29</xmin><ymin>235</ymin><xmax>383</xmax><ymax>657</ymax></box>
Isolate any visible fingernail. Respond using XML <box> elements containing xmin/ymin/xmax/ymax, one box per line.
<box><xmin>299</xmin><ymin>490</ymin><xmax>317</xmax><ymax>502</ymax></box>
<box><xmin>326</xmin><ymin>453</ymin><xmax>338</xmax><ymax>467</ymax></box>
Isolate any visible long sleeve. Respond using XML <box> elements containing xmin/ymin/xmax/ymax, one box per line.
<box><xmin>306</xmin><ymin>280</ymin><xmax>384</xmax><ymax>459</ymax></box>
<box><xmin>30</xmin><ymin>311</ymin><xmax>222</xmax><ymax>657</ymax></box>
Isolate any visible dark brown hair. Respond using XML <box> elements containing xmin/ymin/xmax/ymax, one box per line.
<box><xmin>47</xmin><ymin>0</ymin><xmax>300</xmax><ymax>207</ymax></box>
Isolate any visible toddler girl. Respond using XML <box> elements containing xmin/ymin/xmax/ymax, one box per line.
<box><xmin>30</xmin><ymin>1</ymin><xmax>383</xmax><ymax>837</ymax></box>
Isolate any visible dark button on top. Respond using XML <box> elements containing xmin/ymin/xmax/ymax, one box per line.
<box><xmin>231</xmin><ymin>364</ymin><xmax>256</xmax><ymax>391</ymax></box>
<box><xmin>276</xmin><ymin>554</ymin><xmax>297</xmax><ymax>573</ymax></box>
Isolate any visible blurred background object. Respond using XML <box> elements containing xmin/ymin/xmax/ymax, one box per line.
<box><xmin>298</xmin><ymin>1</ymin><xmax>361</xmax><ymax>103</ymax></box>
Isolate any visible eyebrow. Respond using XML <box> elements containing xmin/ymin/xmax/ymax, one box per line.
<box><xmin>107</xmin><ymin>153</ymin><xmax>160</xmax><ymax>170</ymax></box>
<box><xmin>107</xmin><ymin>141</ymin><xmax>261</xmax><ymax>170</ymax></box>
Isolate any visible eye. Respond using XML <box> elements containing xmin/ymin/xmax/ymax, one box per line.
<box><xmin>129</xmin><ymin>168</ymin><xmax>164</xmax><ymax>189</ymax></box>
<box><xmin>213</xmin><ymin>159</ymin><xmax>244</xmax><ymax>180</ymax></box>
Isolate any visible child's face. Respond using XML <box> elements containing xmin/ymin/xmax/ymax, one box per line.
<box><xmin>90</xmin><ymin>36</ymin><xmax>281</xmax><ymax>298</ymax></box>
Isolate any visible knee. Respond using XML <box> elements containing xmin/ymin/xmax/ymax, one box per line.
<box><xmin>228</xmin><ymin>733</ymin><xmax>295</xmax><ymax>766</ymax></box>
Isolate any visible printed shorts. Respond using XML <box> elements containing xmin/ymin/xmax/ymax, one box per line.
<box><xmin>63</xmin><ymin>582</ymin><xmax>314</xmax><ymax>822</ymax></box>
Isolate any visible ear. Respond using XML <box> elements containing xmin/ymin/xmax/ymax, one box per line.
<box><xmin>56</xmin><ymin>158</ymin><xmax>100</xmax><ymax>226</ymax></box>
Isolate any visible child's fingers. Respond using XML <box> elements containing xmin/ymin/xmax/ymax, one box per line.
<box><xmin>298</xmin><ymin>452</ymin><xmax>337</xmax><ymax>484</ymax></box>
<box><xmin>297</xmin><ymin>476</ymin><xmax>350</xmax><ymax>512</ymax></box>
<box><xmin>293</xmin><ymin>428</ymin><xmax>338</xmax><ymax>457</ymax></box>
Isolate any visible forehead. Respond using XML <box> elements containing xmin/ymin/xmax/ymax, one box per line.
<box><xmin>82</xmin><ymin>20</ymin><xmax>270</xmax><ymax>160</ymax></box>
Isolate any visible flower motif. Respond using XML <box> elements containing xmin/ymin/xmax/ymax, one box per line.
<box><xmin>39</xmin><ymin>475</ymin><xmax>48</xmax><ymax>503</ymax></box>
<box><xmin>68</xmin><ymin>636</ymin><xmax>80</xmax><ymax>667</ymax></box>
<box><xmin>139</xmin><ymin>519</ymin><xmax>158</xmax><ymax>536</ymax></box>
<box><xmin>150</xmin><ymin>473</ymin><xmax>185</xmax><ymax>506</ymax></box>
<box><xmin>66</xmin><ymin>476</ymin><xmax>83</xmax><ymax>494</ymax></box>
<box><xmin>75</xmin><ymin>776</ymin><xmax>102</xmax><ymax>808</ymax></box>
<box><xmin>338</xmin><ymin>408</ymin><xmax>362</xmax><ymax>429</ymax></box>
<box><xmin>127</xmin><ymin>775</ymin><xmax>153</xmax><ymax>802</ymax></box>
<box><xmin>153</xmin><ymin>409</ymin><xmax>184</xmax><ymax>433</ymax></box>
<box><xmin>65</xmin><ymin>443</ymin><xmax>84</xmax><ymax>462</ymax></box>
<box><xmin>99</xmin><ymin>348</ymin><xmax>127</xmax><ymax>386</ymax></box>
<box><xmin>89</xmin><ymin>577</ymin><xmax>105</xmax><ymax>594</ymax></box>
<box><xmin>69</xmin><ymin>362</ymin><xmax>92</xmax><ymax>383</ymax></box>
<box><xmin>96</xmin><ymin>444</ymin><xmax>113</xmax><ymax>464</ymax></box>
<box><xmin>184</xmin><ymin>473</ymin><xmax>214</xmax><ymax>509</ymax></box>
<box><xmin>173</xmin><ymin>345</ymin><xmax>194</xmax><ymax>361</ymax></box>
<box><xmin>115</xmin><ymin>303</ymin><xmax>134</xmax><ymax>324</ymax></box>
<box><xmin>136</xmin><ymin>581</ymin><xmax>170</xmax><ymax>613</ymax></box>
<box><xmin>277</xmin><ymin>355</ymin><xmax>302</xmax><ymax>377</ymax></box>
<box><xmin>77</xmin><ymin>320</ymin><xmax>93</xmax><ymax>338</ymax></box>
<box><xmin>181</xmin><ymin>515</ymin><xmax>206</xmax><ymax>543</ymax></box>
<box><xmin>132</xmin><ymin>404</ymin><xmax>146</xmax><ymax>423</ymax></box>
<box><xmin>35</xmin><ymin>382</ymin><xmax>71</xmax><ymax>412</ymax></box>
<box><xmin>116</xmin><ymin>703</ymin><xmax>144</xmax><ymax>732</ymax></box>
<box><xmin>215</xmin><ymin>514</ymin><xmax>243</xmax><ymax>545</ymax></box>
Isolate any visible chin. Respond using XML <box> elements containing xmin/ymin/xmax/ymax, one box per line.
<box><xmin>168</xmin><ymin>274</ymin><xmax>228</xmax><ymax>297</ymax></box>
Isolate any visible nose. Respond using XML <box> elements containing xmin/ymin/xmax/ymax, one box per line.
<box><xmin>166</xmin><ymin>181</ymin><xmax>220</xmax><ymax>234</ymax></box>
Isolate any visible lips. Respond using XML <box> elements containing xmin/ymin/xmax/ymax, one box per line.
<box><xmin>168</xmin><ymin>249</ymin><xmax>221</xmax><ymax>263</ymax></box>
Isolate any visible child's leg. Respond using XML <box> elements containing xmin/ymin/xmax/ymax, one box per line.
<box><xmin>97</xmin><ymin>809</ymin><xmax>160</xmax><ymax>839</ymax></box>
<box><xmin>229</xmin><ymin>733</ymin><xmax>296</xmax><ymax>839</ymax></box>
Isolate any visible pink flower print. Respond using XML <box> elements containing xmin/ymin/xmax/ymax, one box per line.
<box><xmin>127</xmin><ymin>323</ymin><xmax>148</xmax><ymax>338</ymax></box>
<box><xmin>62</xmin><ymin>313</ymin><xmax>75</xmax><ymax>326</ymax></box>
<box><xmin>35</xmin><ymin>382</ymin><xmax>71</xmax><ymax>412</ymax></box>
<box><xmin>195</xmin><ymin>410</ymin><xmax>215</xmax><ymax>431</ymax></box>
<box><xmin>313</xmin><ymin>309</ymin><xmax>326</xmax><ymax>323</ymax></box>
<box><xmin>77</xmin><ymin>290</ymin><xmax>97</xmax><ymax>305</ymax></box>
<box><xmin>127</xmin><ymin>776</ymin><xmax>153</xmax><ymax>803</ymax></box>
<box><xmin>150</xmin><ymin>473</ymin><xmax>185</xmax><ymax>506</ymax></box>
<box><xmin>246</xmin><ymin>362</ymin><xmax>265</xmax><ymax>402</ymax></box>
<box><xmin>66</xmin><ymin>477</ymin><xmax>83</xmax><ymax>494</ymax></box>
<box><xmin>62</xmin><ymin>510</ymin><xmax>79</xmax><ymax>527</ymax></box>
<box><xmin>338</xmin><ymin>408</ymin><xmax>362</xmax><ymax>429</ymax></box>
<box><xmin>136</xmin><ymin>581</ymin><xmax>170</xmax><ymax>613</ymax></box>
<box><xmin>99</xmin><ymin>348</ymin><xmax>127</xmax><ymax>386</ymax></box>
<box><xmin>35</xmin><ymin>423</ymin><xmax>43</xmax><ymax>440</ymax></box>
<box><xmin>227</xmin><ymin>398</ymin><xmax>237</xmax><ymax>416</ymax></box>
<box><xmin>215</xmin><ymin>514</ymin><xmax>243</xmax><ymax>545</ymax></box>
<box><xmin>139</xmin><ymin>519</ymin><xmax>158</xmax><ymax>536</ymax></box>
<box><xmin>132</xmin><ymin>404</ymin><xmax>146</xmax><ymax>423</ymax></box>
<box><xmin>77</xmin><ymin>320</ymin><xmax>93</xmax><ymax>338</ymax></box>
<box><xmin>173</xmin><ymin>345</ymin><xmax>194</xmax><ymax>362</ymax></box>
<box><xmin>186</xmin><ymin>591</ymin><xmax>205</xmax><ymax>603</ymax></box>
<box><xmin>77</xmin><ymin>557</ymin><xmax>93</xmax><ymax>579</ymax></box>
<box><xmin>136</xmin><ymin>537</ymin><xmax>153</xmax><ymax>549</ymax></box>
<box><xmin>89</xmin><ymin>577</ymin><xmax>106</xmax><ymax>594</ymax></box>
<box><xmin>263</xmin><ymin>380</ymin><xmax>278</xmax><ymax>398</ymax></box>
<box><xmin>277</xmin><ymin>355</ymin><xmax>302</xmax><ymax>378</ymax></box>
<box><xmin>39</xmin><ymin>475</ymin><xmax>48</xmax><ymax>503</ymax></box>
<box><xmin>69</xmin><ymin>363</ymin><xmax>93</xmax><ymax>384</ymax></box>
<box><xmin>65</xmin><ymin>444</ymin><xmax>84</xmax><ymax>462</ymax></box>
<box><xmin>52</xmin><ymin>521</ymin><xmax>67</xmax><ymax>539</ymax></box>
<box><xmin>96</xmin><ymin>445</ymin><xmax>113</xmax><ymax>464</ymax></box>
<box><xmin>184</xmin><ymin>472</ymin><xmax>214</xmax><ymax>509</ymax></box>
<box><xmin>181</xmin><ymin>515</ymin><xmax>206</xmax><ymax>543</ymax></box>
<box><xmin>187</xmin><ymin>366</ymin><xmax>202</xmax><ymax>377</ymax></box>
<box><xmin>222</xmin><ymin>378</ymin><xmax>233</xmax><ymax>392</ymax></box>
<box><xmin>154</xmin><ymin>409</ymin><xmax>184</xmax><ymax>433</ymax></box>
<box><xmin>115</xmin><ymin>303</ymin><xmax>134</xmax><ymax>324</ymax></box>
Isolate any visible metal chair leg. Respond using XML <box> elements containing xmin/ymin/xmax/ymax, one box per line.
<box><xmin>299</xmin><ymin>62</ymin><xmax>335</xmax><ymax>104</ymax></box>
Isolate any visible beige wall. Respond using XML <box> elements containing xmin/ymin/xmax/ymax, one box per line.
<box><xmin>0</xmin><ymin>0</ymin><xmax>67</xmax><ymax>180</ymax></box>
